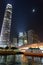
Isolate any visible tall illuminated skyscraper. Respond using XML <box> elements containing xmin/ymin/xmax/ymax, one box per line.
<box><xmin>18</xmin><ymin>32</ymin><xmax>24</xmax><ymax>46</ymax></box>
<box><xmin>0</xmin><ymin>4</ymin><xmax>12</xmax><ymax>46</ymax></box>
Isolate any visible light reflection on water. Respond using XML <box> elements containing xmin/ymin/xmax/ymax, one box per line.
<box><xmin>0</xmin><ymin>55</ymin><xmax>43</xmax><ymax>65</ymax></box>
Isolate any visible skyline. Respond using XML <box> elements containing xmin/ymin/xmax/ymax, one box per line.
<box><xmin>0</xmin><ymin>0</ymin><xmax>43</xmax><ymax>41</ymax></box>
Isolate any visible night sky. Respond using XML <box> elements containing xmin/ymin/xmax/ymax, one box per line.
<box><xmin>0</xmin><ymin>0</ymin><xmax>43</xmax><ymax>41</ymax></box>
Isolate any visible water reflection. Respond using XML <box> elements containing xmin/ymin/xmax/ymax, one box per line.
<box><xmin>0</xmin><ymin>55</ymin><xmax>43</xmax><ymax>65</ymax></box>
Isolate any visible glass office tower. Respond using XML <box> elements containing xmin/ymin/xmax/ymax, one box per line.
<box><xmin>0</xmin><ymin>4</ymin><xmax>12</xmax><ymax>46</ymax></box>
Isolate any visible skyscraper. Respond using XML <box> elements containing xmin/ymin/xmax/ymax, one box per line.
<box><xmin>13</xmin><ymin>38</ymin><xmax>17</xmax><ymax>46</ymax></box>
<box><xmin>28</xmin><ymin>30</ymin><xmax>39</xmax><ymax>44</ymax></box>
<box><xmin>0</xmin><ymin>4</ymin><xmax>12</xmax><ymax>46</ymax></box>
<box><xmin>18</xmin><ymin>32</ymin><xmax>24</xmax><ymax>46</ymax></box>
<box><xmin>23</xmin><ymin>32</ymin><xmax>28</xmax><ymax>44</ymax></box>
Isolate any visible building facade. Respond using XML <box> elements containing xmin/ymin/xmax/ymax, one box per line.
<box><xmin>27</xmin><ymin>30</ymin><xmax>39</xmax><ymax>44</ymax></box>
<box><xmin>23</xmin><ymin>32</ymin><xmax>28</xmax><ymax>45</ymax></box>
<box><xmin>18</xmin><ymin>32</ymin><xmax>24</xmax><ymax>46</ymax></box>
<box><xmin>0</xmin><ymin>4</ymin><xmax>12</xmax><ymax>46</ymax></box>
<box><xmin>13</xmin><ymin>38</ymin><xmax>17</xmax><ymax>46</ymax></box>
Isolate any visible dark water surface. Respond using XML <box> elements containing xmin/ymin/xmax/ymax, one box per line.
<box><xmin>0</xmin><ymin>55</ymin><xmax>43</xmax><ymax>65</ymax></box>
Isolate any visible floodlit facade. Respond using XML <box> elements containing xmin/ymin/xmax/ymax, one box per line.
<box><xmin>0</xmin><ymin>4</ymin><xmax>12</xmax><ymax>45</ymax></box>
<box><xmin>18</xmin><ymin>32</ymin><xmax>28</xmax><ymax>46</ymax></box>
<box><xmin>18</xmin><ymin>32</ymin><xmax>24</xmax><ymax>46</ymax></box>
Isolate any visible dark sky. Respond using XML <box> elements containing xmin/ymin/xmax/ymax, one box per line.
<box><xmin>0</xmin><ymin>0</ymin><xmax>43</xmax><ymax>41</ymax></box>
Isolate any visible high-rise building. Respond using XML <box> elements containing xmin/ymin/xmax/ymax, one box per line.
<box><xmin>28</xmin><ymin>30</ymin><xmax>39</xmax><ymax>44</ymax></box>
<box><xmin>0</xmin><ymin>4</ymin><xmax>12</xmax><ymax>46</ymax></box>
<box><xmin>13</xmin><ymin>38</ymin><xmax>17</xmax><ymax>46</ymax></box>
<box><xmin>18</xmin><ymin>32</ymin><xmax>28</xmax><ymax>46</ymax></box>
<box><xmin>18</xmin><ymin>32</ymin><xmax>24</xmax><ymax>46</ymax></box>
<box><xmin>23</xmin><ymin>32</ymin><xmax>28</xmax><ymax>44</ymax></box>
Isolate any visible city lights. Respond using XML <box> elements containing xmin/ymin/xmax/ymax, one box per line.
<box><xmin>0</xmin><ymin>0</ymin><xmax>43</xmax><ymax>65</ymax></box>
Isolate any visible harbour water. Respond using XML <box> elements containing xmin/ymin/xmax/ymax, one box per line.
<box><xmin>0</xmin><ymin>55</ymin><xmax>43</xmax><ymax>65</ymax></box>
